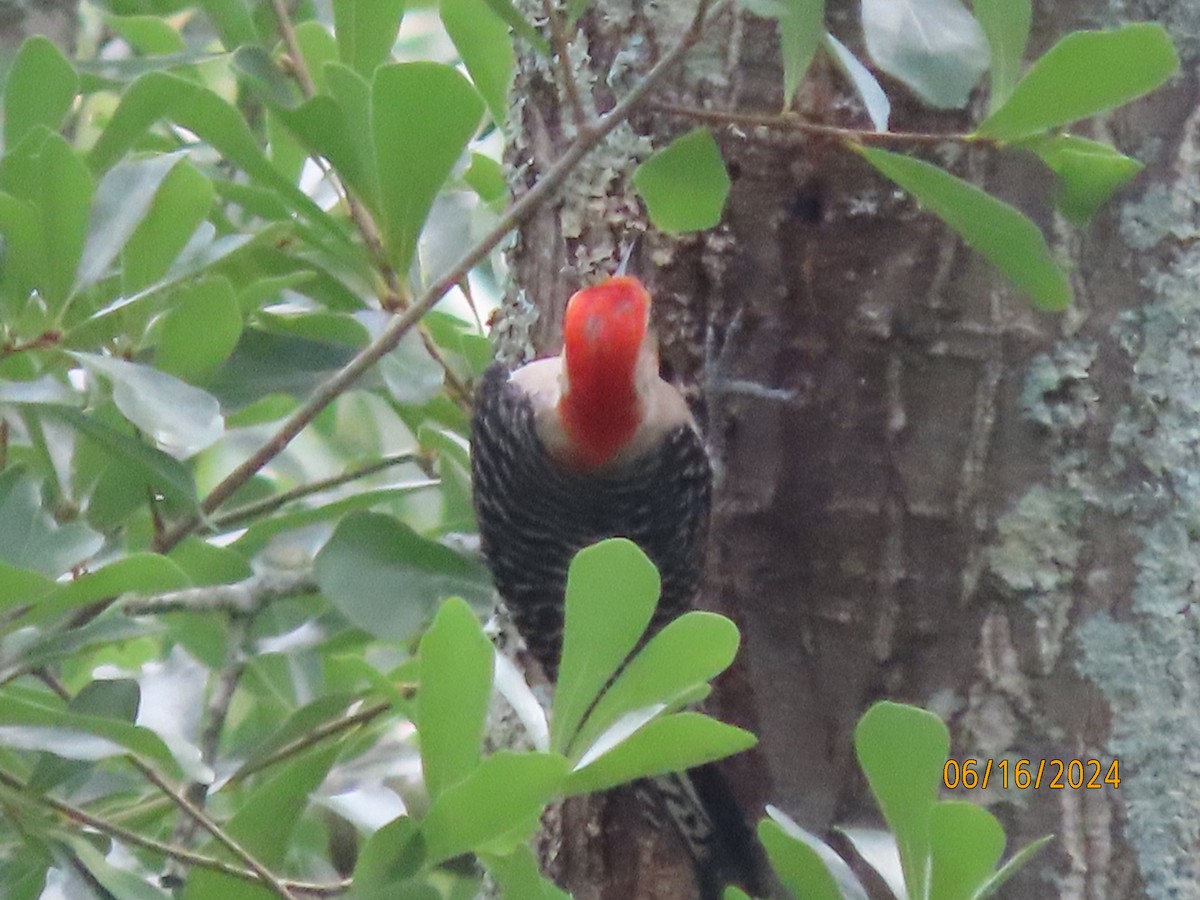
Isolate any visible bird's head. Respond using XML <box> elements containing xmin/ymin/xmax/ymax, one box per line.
<box><xmin>557</xmin><ymin>276</ymin><xmax>658</xmax><ymax>468</ymax></box>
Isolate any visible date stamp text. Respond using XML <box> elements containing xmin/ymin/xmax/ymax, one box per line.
<box><xmin>944</xmin><ymin>758</ymin><xmax>1121</xmax><ymax>790</ymax></box>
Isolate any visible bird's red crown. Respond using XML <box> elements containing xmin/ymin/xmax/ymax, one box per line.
<box><xmin>558</xmin><ymin>276</ymin><xmax>651</xmax><ymax>468</ymax></box>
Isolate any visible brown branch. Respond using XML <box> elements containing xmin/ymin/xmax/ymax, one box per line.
<box><xmin>209</xmin><ymin>452</ymin><xmax>425</xmax><ymax>530</ymax></box>
<box><xmin>651</xmin><ymin>101</ymin><xmax>994</xmax><ymax>148</ymax></box>
<box><xmin>129</xmin><ymin>757</ymin><xmax>297</xmax><ymax>900</ymax></box>
<box><xmin>154</xmin><ymin>0</ymin><xmax>729</xmax><ymax>554</ymax></box>
<box><xmin>0</xmin><ymin>765</ymin><xmax>351</xmax><ymax>896</ymax></box>
<box><xmin>122</xmin><ymin>570</ymin><xmax>319</xmax><ymax>616</ymax></box>
<box><xmin>542</xmin><ymin>0</ymin><xmax>589</xmax><ymax>130</ymax></box>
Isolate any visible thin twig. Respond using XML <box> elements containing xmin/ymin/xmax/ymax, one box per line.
<box><xmin>542</xmin><ymin>0</ymin><xmax>589</xmax><ymax>130</ymax></box>
<box><xmin>209</xmin><ymin>452</ymin><xmax>423</xmax><ymax>531</ymax></box>
<box><xmin>154</xmin><ymin>0</ymin><xmax>729</xmax><ymax>554</ymax></box>
<box><xmin>229</xmin><ymin>698</ymin><xmax>395</xmax><ymax>786</ymax></box>
<box><xmin>651</xmin><ymin>101</ymin><xmax>992</xmax><ymax>148</ymax></box>
<box><xmin>0</xmin><ymin>765</ymin><xmax>351</xmax><ymax>896</ymax></box>
<box><xmin>129</xmin><ymin>757</ymin><xmax>297</xmax><ymax>900</ymax></box>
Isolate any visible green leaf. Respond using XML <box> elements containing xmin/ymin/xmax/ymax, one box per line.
<box><xmin>320</xmin><ymin>63</ymin><xmax>382</xmax><ymax>209</ymax></box>
<box><xmin>353</xmin><ymin>816</ymin><xmax>426</xmax><ymax>891</ymax></box>
<box><xmin>156</xmin><ymin>277</ymin><xmax>243</xmax><ymax>379</ymax></box>
<box><xmin>33</xmin><ymin>135</ymin><xmax>93</xmax><ymax>307</ymax></box>
<box><xmin>777</xmin><ymin>0</ymin><xmax>824</xmax><ymax>107</ymax></box>
<box><xmin>633</xmin><ymin>128</ymin><xmax>730</xmax><ymax>233</ymax></box>
<box><xmin>0</xmin><ymin>468</ymin><xmax>103</xmax><ymax>578</ymax></box>
<box><xmin>27</xmin><ymin>678</ymin><xmax>140</xmax><ymax>792</ymax></box>
<box><xmin>972</xmin><ymin>0</ymin><xmax>1031</xmax><ymax>110</ymax></box>
<box><xmin>334</xmin><ymin>0</ymin><xmax>405</xmax><ymax>77</ymax></box>
<box><xmin>482</xmin><ymin>847</ymin><xmax>570</xmax><ymax>900</ymax></box>
<box><xmin>39</xmin><ymin>405</ymin><xmax>199</xmax><ymax>510</ymax></box>
<box><xmin>974</xmin><ymin>834</ymin><xmax>1054</xmax><ymax>899</ymax></box>
<box><xmin>378</xmin><ymin>327</ymin><xmax>446</xmax><ymax>406</ymax></box>
<box><xmin>929</xmin><ymin>801</ymin><xmax>1005</xmax><ymax>900</ymax></box>
<box><xmin>67</xmin><ymin>838</ymin><xmax>173</xmax><ymax>900</ymax></box>
<box><xmin>294</xmin><ymin>20</ymin><xmax>339</xmax><ymax>95</ymax></box>
<box><xmin>0</xmin><ymin>191</ymin><xmax>47</xmax><ymax>301</ymax></box>
<box><xmin>570</xmin><ymin>611</ymin><xmax>739</xmax><ymax>758</ymax></box>
<box><xmin>70</xmin><ymin>353</ymin><xmax>224</xmax><ymax>456</ymax></box>
<box><xmin>418</xmin><ymin>598</ymin><xmax>494</xmax><ymax>800</ymax></box>
<box><xmin>824</xmin><ymin>32</ymin><xmax>890</xmax><ymax>131</ymax></box>
<box><xmin>0</xmin><ymin>563</ymin><xmax>52</xmax><ymax>614</ymax></box>
<box><xmin>4</xmin><ymin>37</ymin><xmax>78</xmax><ymax>148</ymax></box>
<box><xmin>855</xmin><ymin>701</ymin><xmax>950</xmax><ymax>900</ymax></box>
<box><xmin>855</xmin><ymin>146</ymin><xmax>1071</xmax><ymax>310</ymax></box>
<box><xmin>314</xmin><ymin>512</ymin><xmax>493</xmax><ymax>642</ymax></box>
<box><xmin>198</xmin><ymin>0</ymin><xmax>258</xmax><ymax>50</ymax></box>
<box><xmin>464</xmin><ymin>152</ymin><xmax>507</xmax><ymax>204</ymax></box>
<box><xmin>105</xmin><ymin>13</ymin><xmax>188</xmax><ymax>55</ymax></box>
<box><xmin>185</xmin><ymin>745</ymin><xmax>340</xmax><ymax>899</ymax></box>
<box><xmin>421</xmin><ymin>751</ymin><xmax>568</xmax><ymax>863</ymax></box>
<box><xmin>233</xmin><ymin>693</ymin><xmax>361</xmax><ymax>779</ymax></box>
<box><xmin>372</xmin><ymin>62</ymin><xmax>483</xmax><ymax>273</ymax></box>
<box><xmin>87</xmin><ymin>71</ymin><xmax>336</xmax><ymax>239</ymax></box>
<box><xmin>0</xmin><ymin>688</ymin><xmax>180</xmax><ymax>775</ymax></box>
<box><xmin>441</xmin><ymin>0</ymin><xmax>515</xmax><ymax>127</ymax></box>
<box><xmin>551</xmin><ymin>538</ymin><xmax>660</xmax><ymax>754</ymax></box>
<box><xmin>20</xmin><ymin>553</ymin><xmax>190</xmax><ymax>627</ymax></box>
<box><xmin>565</xmin><ymin>712</ymin><xmax>756</xmax><ymax>795</ymax></box>
<box><xmin>861</xmin><ymin>0</ymin><xmax>989</xmax><ymax>110</ymax></box>
<box><xmin>757</xmin><ymin>818</ymin><xmax>844</xmax><ymax>900</ymax></box>
<box><xmin>975</xmin><ymin>24</ymin><xmax>1179</xmax><ymax>142</ymax></box>
<box><xmin>1026</xmin><ymin>134</ymin><xmax>1143</xmax><ymax>226</ymax></box>
<box><xmin>480</xmin><ymin>0</ymin><xmax>550</xmax><ymax>55</ymax></box>
<box><xmin>75</xmin><ymin>151</ymin><xmax>185</xmax><ymax>293</ymax></box>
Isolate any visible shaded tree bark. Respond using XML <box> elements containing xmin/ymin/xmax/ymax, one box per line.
<box><xmin>504</xmin><ymin>0</ymin><xmax>1200</xmax><ymax>897</ymax></box>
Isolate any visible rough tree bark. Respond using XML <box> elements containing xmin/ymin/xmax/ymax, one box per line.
<box><xmin>501</xmin><ymin>0</ymin><xmax>1200</xmax><ymax>897</ymax></box>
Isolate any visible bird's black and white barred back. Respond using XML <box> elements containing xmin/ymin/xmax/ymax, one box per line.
<box><xmin>471</xmin><ymin>361</ymin><xmax>713</xmax><ymax>678</ymax></box>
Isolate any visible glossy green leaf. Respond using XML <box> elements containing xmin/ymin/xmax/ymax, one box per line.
<box><xmin>975</xmin><ymin>834</ymin><xmax>1054</xmax><ymax>899</ymax></box>
<box><xmin>156</xmin><ymin>277</ymin><xmax>242</xmax><ymax>379</ymax></box>
<box><xmin>855</xmin><ymin>701</ymin><xmax>949</xmax><ymax>900</ymax></box>
<box><xmin>353</xmin><ymin>816</ymin><xmax>425</xmax><ymax>890</ymax></box>
<box><xmin>0</xmin><ymin>468</ymin><xmax>103</xmax><ymax>578</ymax></box>
<box><xmin>293</xmin><ymin>20</ymin><xmax>339</xmax><ymax>95</ymax></box>
<box><xmin>75</xmin><ymin>152</ymin><xmax>184</xmax><ymax>293</ymax></box>
<box><xmin>22</xmin><ymin>554</ymin><xmax>190</xmax><ymax>627</ymax></box>
<box><xmin>334</xmin><ymin>0</ymin><xmax>404</xmax><ymax>77</ymax></box>
<box><xmin>775</xmin><ymin>0</ymin><xmax>824</xmax><ymax>106</ymax></box>
<box><xmin>62</xmin><ymin>839</ymin><xmax>168</xmax><ymax>900</ymax></box>
<box><xmin>482</xmin><ymin>846</ymin><xmax>571</xmax><ymax>900</ymax></box>
<box><xmin>372</xmin><ymin>62</ymin><xmax>483</xmax><ymax>273</ymax></box>
<box><xmin>565</xmin><ymin>712</ymin><xmax>755</xmax><ymax>795</ymax></box>
<box><xmin>198</xmin><ymin>0</ymin><xmax>257</xmax><ymax>50</ymax></box>
<box><xmin>70</xmin><ymin>352</ymin><xmax>224</xmax><ymax>456</ymax></box>
<box><xmin>771</xmin><ymin>807</ymin><xmax>871</xmax><ymax>900</ymax></box>
<box><xmin>570</xmin><ymin>612</ymin><xmax>739</xmax><ymax>758</ymax></box>
<box><xmin>862</xmin><ymin>0</ymin><xmax>989</xmax><ymax>109</ymax></box>
<box><xmin>421</xmin><ymin>751</ymin><xmax>568</xmax><ymax>863</ymax></box>
<box><xmin>856</xmin><ymin>146</ymin><xmax>1071</xmax><ymax>310</ymax></box>
<box><xmin>0</xmin><ymin>192</ymin><xmax>48</xmax><ymax>305</ymax></box>
<box><xmin>929</xmin><ymin>801</ymin><xmax>1005</xmax><ymax>900</ymax></box>
<box><xmin>27</xmin><ymin>679</ymin><xmax>140</xmax><ymax>792</ymax></box>
<box><xmin>0</xmin><ymin>563</ymin><xmax>52</xmax><ymax>613</ymax></box>
<box><xmin>230</xmin><ymin>45</ymin><xmax>301</xmax><ymax>109</ymax></box>
<box><xmin>105</xmin><ymin>13</ymin><xmax>187</xmax><ymax>54</ymax></box>
<box><xmin>551</xmin><ymin>539</ymin><xmax>660</xmax><ymax>754</ymax></box>
<box><xmin>34</xmin><ymin>135</ymin><xmax>93</xmax><ymax>307</ymax></box>
<box><xmin>314</xmin><ymin>512</ymin><xmax>493</xmax><ymax>641</ymax></box>
<box><xmin>975</xmin><ymin>24</ymin><xmax>1179</xmax><ymax>141</ymax></box>
<box><xmin>418</xmin><ymin>598</ymin><xmax>494</xmax><ymax>799</ymax></box>
<box><xmin>1027</xmin><ymin>134</ymin><xmax>1143</xmax><ymax>225</ymax></box>
<box><xmin>758</xmin><ymin>818</ymin><xmax>844</xmax><ymax>900</ymax></box>
<box><xmin>0</xmin><ymin>688</ymin><xmax>180</xmax><ymax>775</ymax></box>
<box><xmin>185</xmin><ymin>745</ymin><xmax>339</xmax><ymax>899</ymax></box>
<box><xmin>325</xmin><ymin>62</ymin><xmax>382</xmax><ymax>209</ymax></box>
<box><xmin>233</xmin><ymin>693</ymin><xmax>361</xmax><ymax>779</ymax></box>
<box><xmin>40</xmin><ymin>405</ymin><xmax>198</xmax><ymax>509</ymax></box>
<box><xmin>634</xmin><ymin>128</ymin><xmax>730</xmax><ymax>233</ymax></box>
<box><xmin>4</xmin><ymin>37</ymin><xmax>78</xmax><ymax>148</ymax></box>
<box><xmin>464</xmin><ymin>151</ymin><xmax>507</xmax><ymax>204</ymax></box>
<box><xmin>973</xmin><ymin>0</ymin><xmax>1031</xmax><ymax>109</ymax></box>
<box><xmin>722</xmin><ymin>888</ymin><xmax>753</xmax><ymax>900</ymax></box>
<box><xmin>442</xmin><ymin>0</ymin><xmax>514</xmax><ymax>127</ymax></box>
<box><xmin>119</xmin><ymin>157</ymin><xmax>212</xmax><ymax>294</ymax></box>
<box><xmin>824</xmin><ymin>32</ymin><xmax>890</xmax><ymax>131</ymax></box>
<box><xmin>478</xmin><ymin>0</ymin><xmax>549</xmax><ymax>54</ymax></box>
<box><xmin>378</xmin><ymin>328</ymin><xmax>446</xmax><ymax>406</ymax></box>
<box><xmin>87</xmin><ymin>71</ymin><xmax>335</xmax><ymax>238</ymax></box>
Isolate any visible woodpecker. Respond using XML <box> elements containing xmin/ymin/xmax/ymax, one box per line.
<box><xmin>470</xmin><ymin>276</ymin><xmax>764</xmax><ymax>898</ymax></box>
<box><xmin>470</xmin><ymin>275</ymin><xmax>711</xmax><ymax>678</ymax></box>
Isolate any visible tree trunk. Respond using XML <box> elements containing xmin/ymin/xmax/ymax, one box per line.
<box><xmin>505</xmin><ymin>1</ymin><xmax>1200</xmax><ymax>897</ymax></box>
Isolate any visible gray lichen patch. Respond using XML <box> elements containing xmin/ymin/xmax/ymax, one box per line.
<box><xmin>1073</xmin><ymin>174</ymin><xmax>1200</xmax><ymax>897</ymax></box>
<box><xmin>1020</xmin><ymin>343</ymin><xmax>1100</xmax><ymax>432</ymax></box>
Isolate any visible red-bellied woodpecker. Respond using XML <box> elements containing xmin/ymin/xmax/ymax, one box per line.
<box><xmin>470</xmin><ymin>276</ymin><xmax>763</xmax><ymax>898</ymax></box>
<box><xmin>470</xmin><ymin>275</ymin><xmax>712</xmax><ymax>678</ymax></box>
